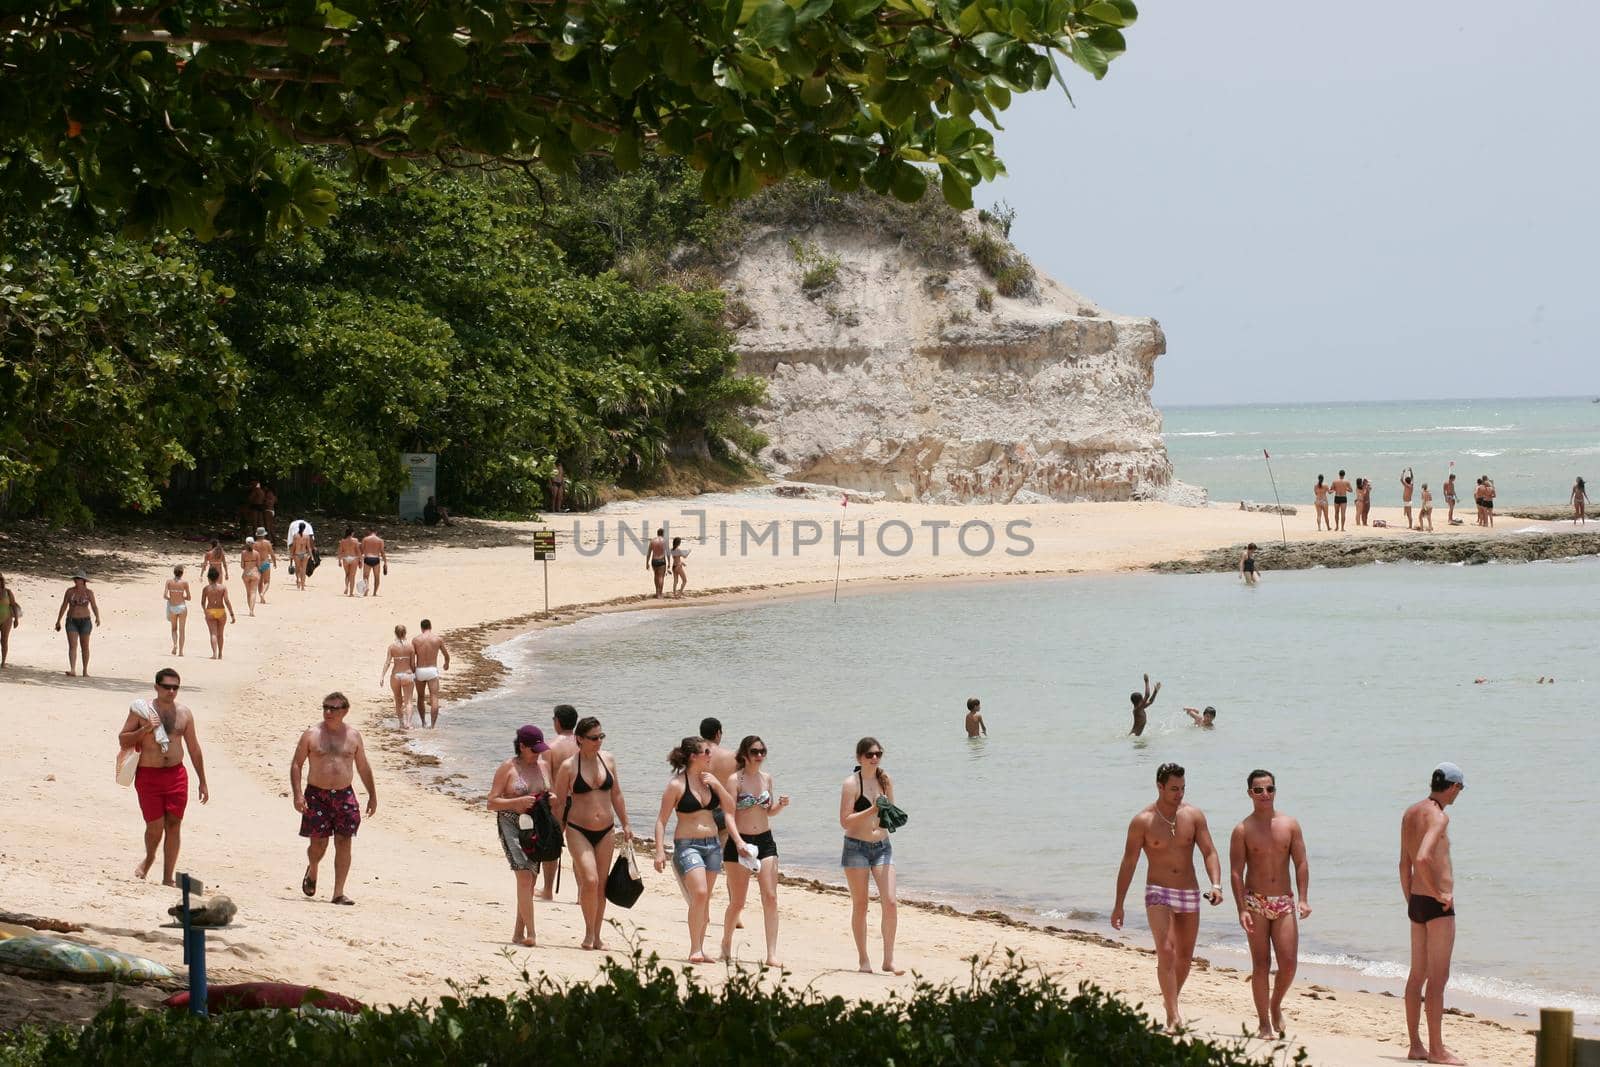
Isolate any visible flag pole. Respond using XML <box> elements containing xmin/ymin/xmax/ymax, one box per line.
<box><xmin>1263</xmin><ymin>449</ymin><xmax>1288</xmax><ymax>547</ymax></box>
<box><xmin>834</xmin><ymin>491</ymin><xmax>846</xmax><ymax>603</ymax></box>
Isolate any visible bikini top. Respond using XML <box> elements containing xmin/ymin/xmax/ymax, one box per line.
<box><xmin>67</xmin><ymin>589</ymin><xmax>90</xmax><ymax>608</ymax></box>
<box><xmin>735</xmin><ymin>772</ymin><xmax>771</xmax><ymax>811</ymax></box>
<box><xmin>572</xmin><ymin>752</ymin><xmax>613</xmax><ymax>794</ymax></box>
<box><xmin>852</xmin><ymin>768</ymin><xmax>874</xmax><ymax>813</ymax></box>
<box><xmin>676</xmin><ymin>774</ymin><xmax>720</xmax><ymax>814</ymax></box>
<box><xmin>508</xmin><ymin>760</ymin><xmax>543</xmax><ymax>797</ymax></box>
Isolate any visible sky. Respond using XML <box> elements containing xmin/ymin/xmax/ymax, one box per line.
<box><xmin>979</xmin><ymin>0</ymin><xmax>1599</xmax><ymax>406</ymax></box>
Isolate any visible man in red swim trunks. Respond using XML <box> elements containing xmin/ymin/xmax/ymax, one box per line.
<box><xmin>290</xmin><ymin>692</ymin><xmax>377</xmax><ymax>905</ymax></box>
<box><xmin>118</xmin><ymin>668</ymin><xmax>210</xmax><ymax>886</ymax></box>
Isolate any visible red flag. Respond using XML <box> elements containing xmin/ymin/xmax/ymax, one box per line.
<box><xmin>841</xmin><ymin>492</ymin><xmax>848</xmax><ymax>508</ymax></box>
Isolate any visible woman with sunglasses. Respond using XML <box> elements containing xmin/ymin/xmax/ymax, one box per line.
<box><xmin>551</xmin><ymin>716</ymin><xmax>634</xmax><ymax>950</ymax></box>
<box><xmin>653</xmin><ymin>736</ymin><xmax>752</xmax><ymax>963</ymax></box>
<box><xmin>720</xmin><ymin>735</ymin><xmax>789</xmax><ymax>965</ymax></box>
<box><xmin>840</xmin><ymin>736</ymin><xmax>903</xmax><ymax>974</ymax></box>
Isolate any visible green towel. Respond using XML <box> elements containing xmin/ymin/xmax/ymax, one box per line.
<box><xmin>875</xmin><ymin>795</ymin><xmax>909</xmax><ymax>833</ymax></box>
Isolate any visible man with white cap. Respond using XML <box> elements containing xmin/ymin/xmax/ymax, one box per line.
<box><xmin>1398</xmin><ymin>762</ymin><xmax>1466</xmax><ymax>1065</ymax></box>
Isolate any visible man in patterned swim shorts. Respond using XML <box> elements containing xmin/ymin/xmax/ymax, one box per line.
<box><xmin>1229</xmin><ymin>769</ymin><xmax>1313</xmax><ymax>1039</ymax></box>
<box><xmin>290</xmin><ymin>692</ymin><xmax>377</xmax><ymax>905</ymax></box>
<box><xmin>1110</xmin><ymin>763</ymin><xmax>1224</xmax><ymax>1030</ymax></box>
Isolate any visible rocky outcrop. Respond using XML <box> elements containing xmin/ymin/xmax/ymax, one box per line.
<box><xmin>1150</xmin><ymin>532</ymin><xmax>1600</xmax><ymax>573</ymax></box>
<box><xmin>723</xmin><ymin>221</ymin><xmax>1176</xmax><ymax>504</ymax></box>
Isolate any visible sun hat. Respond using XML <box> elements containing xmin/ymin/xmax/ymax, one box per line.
<box><xmin>255</xmin><ymin>527</ymin><xmax>267</xmax><ymax>537</ymax></box>
<box><xmin>71</xmin><ymin>571</ymin><xmax>88</xmax><ymax>581</ymax></box>
<box><xmin>515</xmin><ymin>725</ymin><xmax>550</xmax><ymax>753</ymax></box>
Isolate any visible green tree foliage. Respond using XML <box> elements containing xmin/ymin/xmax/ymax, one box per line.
<box><xmin>0</xmin><ymin>0</ymin><xmax>1138</xmax><ymax>238</ymax></box>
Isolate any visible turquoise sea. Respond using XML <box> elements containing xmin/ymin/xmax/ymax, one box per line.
<box><xmin>433</xmin><ymin>557</ymin><xmax>1600</xmax><ymax>1028</ymax></box>
<box><xmin>1162</xmin><ymin>395</ymin><xmax>1599</xmax><ymax>507</ymax></box>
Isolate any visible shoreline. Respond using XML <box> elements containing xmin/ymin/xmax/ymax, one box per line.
<box><xmin>0</xmin><ymin>500</ymin><xmax>1564</xmax><ymax>1062</ymax></box>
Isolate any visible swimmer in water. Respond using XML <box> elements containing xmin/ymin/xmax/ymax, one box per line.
<box><xmin>1184</xmin><ymin>706</ymin><xmax>1217</xmax><ymax>729</ymax></box>
<box><xmin>1129</xmin><ymin>673</ymin><xmax>1162</xmax><ymax>737</ymax></box>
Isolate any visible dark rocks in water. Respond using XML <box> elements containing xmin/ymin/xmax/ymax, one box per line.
<box><xmin>1151</xmin><ymin>532</ymin><xmax>1600</xmax><ymax>574</ymax></box>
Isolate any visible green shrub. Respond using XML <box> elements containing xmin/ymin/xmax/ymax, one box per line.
<box><xmin>10</xmin><ymin>952</ymin><xmax>1300</xmax><ymax>1067</ymax></box>
<box><xmin>787</xmin><ymin>238</ymin><xmax>841</xmax><ymax>295</ymax></box>
<box><xmin>976</xmin><ymin>287</ymin><xmax>994</xmax><ymax>312</ymax></box>
<box><xmin>995</xmin><ymin>262</ymin><xmax>1037</xmax><ymax>298</ymax></box>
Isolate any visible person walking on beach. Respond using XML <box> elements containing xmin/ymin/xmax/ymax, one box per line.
<box><xmin>1399</xmin><ymin>763</ymin><xmax>1467</xmax><ymax>1065</ymax></box>
<box><xmin>252</xmin><ymin>530</ymin><xmax>276</xmax><ymax>602</ymax></box>
<box><xmin>412</xmin><ymin>619</ymin><xmax>449</xmax><ymax>728</ymax></box>
<box><xmin>1480</xmin><ymin>476</ymin><xmax>1495</xmax><ymax>527</ymax></box>
<box><xmin>1401</xmin><ymin>468</ymin><xmax>1415</xmax><ymax>529</ymax></box>
<box><xmin>1313</xmin><ymin>475</ymin><xmax>1331</xmax><ymax>531</ymax></box>
<box><xmin>1228</xmin><ymin>769</ymin><xmax>1312</xmax><ymax>1039</ymax></box>
<box><xmin>119</xmin><ymin>669</ymin><xmax>209</xmax><ymax>886</ymax></box>
<box><xmin>1128</xmin><ymin>673</ymin><xmax>1162</xmax><ymax>736</ymax></box>
<box><xmin>289</xmin><ymin>523</ymin><xmax>313</xmax><ymax>591</ymax></box>
<box><xmin>1417</xmin><ymin>483</ymin><xmax>1434</xmax><ymax>532</ymax></box>
<box><xmin>201</xmin><ymin>540</ymin><xmax>229</xmax><ymax>584</ymax></box>
<box><xmin>551</xmin><ymin>716</ymin><xmax>635</xmax><ymax>950</ymax></box>
<box><xmin>338</xmin><ymin>528</ymin><xmax>361</xmax><ymax>596</ymax></box>
<box><xmin>653</xmin><ymin>737</ymin><xmax>753</xmax><ymax>964</ymax></box>
<box><xmin>647</xmin><ymin>527</ymin><xmax>668</xmax><ymax>598</ymax></box>
<box><xmin>964</xmin><ymin>697</ymin><xmax>987</xmax><ymax>737</ymax></box>
<box><xmin>244</xmin><ymin>480</ymin><xmax>265</xmax><ymax>536</ymax></box>
<box><xmin>1572</xmin><ymin>477</ymin><xmax>1587</xmax><ymax>524</ymax></box>
<box><xmin>1184</xmin><ymin>706</ymin><xmax>1217</xmax><ymax>728</ymax></box>
<box><xmin>54</xmin><ymin>572</ymin><xmax>101</xmax><ymax>676</ymax></box>
<box><xmin>1443</xmin><ymin>473</ymin><xmax>1458</xmax><ymax>525</ymax></box>
<box><xmin>720</xmin><ymin>735</ymin><xmax>790</xmax><ymax>965</ymax></box>
<box><xmin>0</xmin><ymin>573</ymin><xmax>20</xmax><ymax>668</ymax></box>
<box><xmin>1110</xmin><ymin>762</ymin><xmax>1224</xmax><ymax>1031</ymax></box>
<box><xmin>360</xmin><ymin>528</ymin><xmax>387</xmax><ymax>596</ymax></box>
<box><xmin>379</xmin><ymin>624</ymin><xmax>417</xmax><ymax>729</ymax></box>
<box><xmin>699</xmin><ymin>717</ymin><xmax>739</xmax><ymax>781</ymax></box>
<box><xmin>239</xmin><ymin>538</ymin><xmax>259</xmax><ymax>615</ymax></box>
<box><xmin>538</xmin><ymin>704</ymin><xmax>579</xmax><ymax>900</ymax></box>
<box><xmin>1239</xmin><ymin>543</ymin><xmax>1260</xmax><ymax>584</ymax></box>
<box><xmin>291</xmin><ymin>692</ymin><xmax>377</xmax><ymax>906</ymax></box>
<box><xmin>1330</xmin><ymin>471</ymin><xmax>1352</xmax><ymax>531</ymax></box>
<box><xmin>199</xmin><ymin>568</ymin><xmax>235</xmax><ymax>659</ymax></box>
<box><xmin>670</xmin><ymin>536</ymin><xmax>690</xmax><ymax>598</ymax></box>
<box><xmin>487</xmin><ymin>725</ymin><xmax>554</xmax><ymax>947</ymax></box>
<box><xmin>840</xmin><ymin>737</ymin><xmax>903</xmax><ymax>975</ymax></box>
<box><xmin>162</xmin><ymin>566</ymin><xmax>192</xmax><ymax>657</ymax></box>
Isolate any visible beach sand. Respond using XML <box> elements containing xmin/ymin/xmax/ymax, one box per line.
<box><xmin>0</xmin><ymin>499</ymin><xmax>1543</xmax><ymax>1063</ymax></box>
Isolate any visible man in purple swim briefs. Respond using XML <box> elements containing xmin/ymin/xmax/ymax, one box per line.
<box><xmin>290</xmin><ymin>692</ymin><xmax>377</xmax><ymax>906</ymax></box>
<box><xmin>1399</xmin><ymin>762</ymin><xmax>1467</xmax><ymax>1065</ymax></box>
<box><xmin>1110</xmin><ymin>762</ymin><xmax>1224</xmax><ymax>1030</ymax></box>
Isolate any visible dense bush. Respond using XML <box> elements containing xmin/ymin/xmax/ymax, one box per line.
<box><xmin>3</xmin><ymin>953</ymin><xmax>1301</xmax><ymax>1067</ymax></box>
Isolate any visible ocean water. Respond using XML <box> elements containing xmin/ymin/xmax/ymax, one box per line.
<box><xmin>432</xmin><ymin>559</ymin><xmax>1599</xmax><ymax>1025</ymax></box>
<box><xmin>1162</xmin><ymin>395</ymin><xmax>1599</xmax><ymax>507</ymax></box>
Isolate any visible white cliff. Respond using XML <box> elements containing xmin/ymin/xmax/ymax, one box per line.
<box><xmin>722</xmin><ymin>218</ymin><xmax>1178</xmax><ymax>504</ymax></box>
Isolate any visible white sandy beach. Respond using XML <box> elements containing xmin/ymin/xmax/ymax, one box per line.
<box><xmin>0</xmin><ymin>498</ymin><xmax>1549</xmax><ymax>1064</ymax></box>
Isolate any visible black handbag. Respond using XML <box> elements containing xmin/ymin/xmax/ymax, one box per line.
<box><xmin>604</xmin><ymin>841</ymin><xmax>644</xmax><ymax>909</ymax></box>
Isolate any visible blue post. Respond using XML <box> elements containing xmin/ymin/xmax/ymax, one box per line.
<box><xmin>179</xmin><ymin>873</ymin><xmax>207</xmax><ymax>1016</ymax></box>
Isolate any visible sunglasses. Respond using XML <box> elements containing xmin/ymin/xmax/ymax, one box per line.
<box><xmin>582</xmin><ymin>732</ymin><xmax>605</xmax><ymax>742</ymax></box>
<box><xmin>748</xmin><ymin>748</ymin><xmax>768</xmax><ymax>756</ymax></box>
<box><xmin>863</xmin><ymin>750</ymin><xmax>884</xmax><ymax>759</ymax></box>
<box><xmin>323</xmin><ymin>703</ymin><xmax>348</xmax><ymax>712</ymax></box>
<box><xmin>157</xmin><ymin>683</ymin><xmax>180</xmax><ymax>692</ymax></box>
<box><xmin>1250</xmin><ymin>785</ymin><xmax>1276</xmax><ymax>795</ymax></box>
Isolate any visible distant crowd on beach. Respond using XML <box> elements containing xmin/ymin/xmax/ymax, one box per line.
<box><xmin>1309</xmin><ymin>469</ymin><xmax>1587</xmax><ymax>533</ymax></box>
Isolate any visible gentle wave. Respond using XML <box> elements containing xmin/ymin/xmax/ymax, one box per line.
<box><xmin>1295</xmin><ymin>953</ymin><xmax>1600</xmax><ymax>1015</ymax></box>
<box><xmin>1387</xmin><ymin>424</ymin><xmax>1518</xmax><ymax>434</ymax></box>
<box><xmin>1465</xmin><ymin>449</ymin><xmax>1504</xmax><ymax>458</ymax></box>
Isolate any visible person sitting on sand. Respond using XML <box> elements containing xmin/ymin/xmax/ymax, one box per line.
<box><xmin>54</xmin><ymin>572</ymin><xmax>101</xmax><ymax>677</ymax></box>
<box><xmin>551</xmin><ymin>716</ymin><xmax>635</xmax><ymax>950</ymax></box>
<box><xmin>119</xmin><ymin>669</ymin><xmax>210</xmax><ymax>886</ymax></box>
<box><xmin>239</xmin><ymin>538</ymin><xmax>259</xmax><ymax>615</ymax></box>
<box><xmin>1239</xmin><ymin>543</ymin><xmax>1260</xmax><ymax>585</ymax></box>
<box><xmin>1572</xmin><ymin>477</ymin><xmax>1587</xmax><ymax>524</ymax></box>
<box><xmin>1184</xmin><ymin>706</ymin><xmax>1217</xmax><ymax>728</ymax></box>
<box><xmin>1110</xmin><ymin>762</ymin><xmax>1224</xmax><ymax>1031</ymax></box>
<box><xmin>1229</xmin><ymin>769</ymin><xmax>1312</xmax><ymax>1039</ymax></box>
<box><xmin>1129</xmin><ymin>673</ymin><xmax>1161</xmax><ymax>736</ymax></box>
<box><xmin>290</xmin><ymin>692</ymin><xmax>377</xmax><ymax>906</ymax></box>
<box><xmin>1313</xmin><ymin>475</ymin><xmax>1331</xmax><ymax>531</ymax></box>
<box><xmin>423</xmin><ymin>495</ymin><xmax>452</xmax><ymax>527</ymax></box>
<box><xmin>720</xmin><ymin>735</ymin><xmax>790</xmax><ymax>966</ymax></box>
<box><xmin>1417</xmin><ymin>483</ymin><xmax>1434</xmax><ymax>532</ymax></box>
<box><xmin>0</xmin><ymin>573</ymin><xmax>20</xmax><ymax>668</ymax></box>
<box><xmin>200</xmin><ymin>568</ymin><xmax>235</xmax><ymax>659</ymax></box>
<box><xmin>653</xmin><ymin>736</ymin><xmax>753</xmax><ymax>964</ymax></box>
<box><xmin>487</xmin><ymin>724</ymin><xmax>553</xmax><ymax>947</ymax></box>
<box><xmin>840</xmin><ymin>737</ymin><xmax>903</xmax><ymax>975</ymax></box>
<box><xmin>1330</xmin><ymin>471</ymin><xmax>1351</xmax><ymax>531</ymax></box>
<box><xmin>380</xmin><ymin>624</ymin><xmax>417</xmax><ymax>729</ymax></box>
<box><xmin>163</xmin><ymin>566</ymin><xmax>191</xmax><ymax>657</ymax></box>
<box><xmin>964</xmin><ymin>697</ymin><xmax>987</xmax><ymax>737</ymax></box>
<box><xmin>1401</xmin><ymin>468</ymin><xmax>1415</xmax><ymax>529</ymax></box>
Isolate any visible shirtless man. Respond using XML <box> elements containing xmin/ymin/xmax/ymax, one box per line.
<box><xmin>647</xmin><ymin>527</ymin><xmax>668</xmax><ymax>598</ymax></box>
<box><xmin>700</xmin><ymin>717</ymin><xmax>739</xmax><ymax>780</ymax></box>
<box><xmin>290</xmin><ymin>692</ymin><xmax>377</xmax><ymax>906</ymax></box>
<box><xmin>1443</xmin><ymin>473</ymin><xmax>1458</xmax><ymax>524</ymax></box>
<box><xmin>289</xmin><ymin>523</ymin><xmax>313</xmax><ymax>590</ymax></box>
<box><xmin>1401</xmin><ymin>468</ymin><xmax>1416</xmax><ymax>528</ymax></box>
<box><xmin>1128</xmin><ymin>673</ymin><xmax>1161</xmax><ymax>736</ymax></box>
<box><xmin>964</xmin><ymin>697</ymin><xmax>987</xmax><ymax>737</ymax></box>
<box><xmin>1417</xmin><ymin>483</ymin><xmax>1434</xmax><ymax>532</ymax></box>
<box><xmin>337</xmin><ymin>528</ymin><xmax>361</xmax><ymax>596</ymax></box>
<box><xmin>1399</xmin><ymin>763</ymin><xmax>1467</xmax><ymax>1065</ymax></box>
<box><xmin>1480</xmin><ymin>477</ymin><xmax>1495</xmax><ymax>528</ymax></box>
<box><xmin>1330</xmin><ymin>470</ymin><xmax>1352</xmax><ymax>531</ymax></box>
<box><xmin>119</xmin><ymin>669</ymin><xmax>209</xmax><ymax>886</ymax></box>
<box><xmin>201</xmin><ymin>539</ymin><xmax>229</xmax><ymax>584</ymax></box>
<box><xmin>252</xmin><ymin>529</ymin><xmax>276</xmax><ymax>602</ymax></box>
<box><xmin>1111</xmin><ymin>762</ymin><xmax>1224</xmax><ymax>1030</ymax></box>
<box><xmin>411</xmin><ymin>618</ymin><xmax>449</xmax><ymax>728</ymax></box>
<box><xmin>1313</xmin><ymin>475</ymin><xmax>1331</xmax><ymax>531</ymax></box>
<box><xmin>360</xmin><ymin>528</ymin><xmax>387</xmax><ymax>596</ymax></box>
<box><xmin>200</xmin><ymin>568</ymin><xmax>236</xmax><ymax>659</ymax></box>
<box><xmin>1229</xmin><ymin>769</ymin><xmax>1312</xmax><ymax>1038</ymax></box>
<box><xmin>163</xmin><ymin>566</ymin><xmax>191</xmax><ymax>656</ymax></box>
<box><xmin>537</xmin><ymin>704</ymin><xmax>580</xmax><ymax>899</ymax></box>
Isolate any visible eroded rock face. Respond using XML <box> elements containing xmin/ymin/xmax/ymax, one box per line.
<box><xmin>727</xmin><ymin>224</ymin><xmax>1174</xmax><ymax>503</ymax></box>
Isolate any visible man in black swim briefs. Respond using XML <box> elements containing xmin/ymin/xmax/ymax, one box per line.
<box><xmin>647</xmin><ymin>527</ymin><xmax>668</xmax><ymax>599</ymax></box>
<box><xmin>1398</xmin><ymin>762</ymin><xmax>1466</xmax><ymax>1065</ymax></box>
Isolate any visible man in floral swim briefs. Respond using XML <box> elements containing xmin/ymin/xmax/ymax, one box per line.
<box><xmin>1229</xmin><ymin>769</ymin><xmax>1313</xmax><ymax>1038</ymax></box>
<box><xmin>1110</xmin><ymin>763</ymin><xmax>1224</xmax><ymax>1030</ymax></box>
<box><xmin>290</xmin><ymin>692</ymin><xmax>377</xmax><ymax>905</ymax></box>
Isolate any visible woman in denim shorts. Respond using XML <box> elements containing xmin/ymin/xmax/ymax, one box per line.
<box><xmin>653</xmin><ymin>736</ymin><xmax>753</xmax><ymax>963</ymax></box>
<box><xmin>839</xmin><ymin>736</ymin><xmax>902</xmax><ymax>975</ymax></box>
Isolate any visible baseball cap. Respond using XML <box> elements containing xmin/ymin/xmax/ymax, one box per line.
<box><xmin>515</xmin><ymin>725</ymin><xmax>550</xmax><ymax>753</ymax></box>
<box><xmin>1433</xmin><ymin>762</ymin><xmax>1465</xmax><ymax>788</ymax></box>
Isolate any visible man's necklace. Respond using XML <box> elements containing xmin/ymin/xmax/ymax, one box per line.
<box><xmin>1156</xmin><ymin>807</ymin><xmax>1178</xmax><ymax>836</ymax></box>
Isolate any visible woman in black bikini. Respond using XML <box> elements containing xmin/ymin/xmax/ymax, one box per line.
<box><xmin>652</xmin><ymin>736</ymin><xmax>751</xmax><ymax>963</ymax></box>
<box><xmin>839</xmin><ymin>736</ymin><xmax>903</xmax><ymax>975</ymax></box>
<box><xmin>720</xmin><ymin>735</ymin><xmax>790</xmax><ymax>965</ymax></box>
<box><xmin>552</xmin><ymin>716</ymin><xmax>633</xmax><ymax>950</ymax></box>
